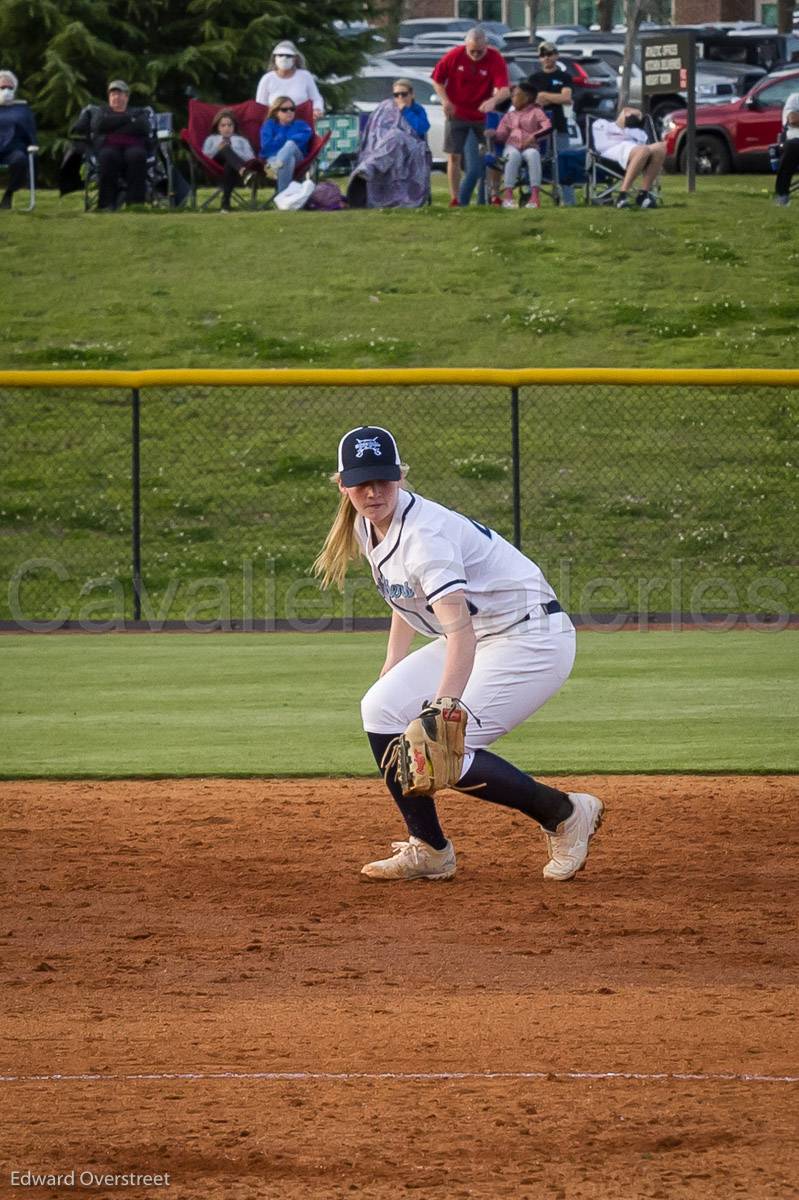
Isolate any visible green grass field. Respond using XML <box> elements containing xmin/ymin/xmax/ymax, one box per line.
<box><xmin>0</xmin><ymin>175</ymin><xmax>796</xmax><ymax>371</ymax></box>
<box><xmin>1</xmin><ymin>630</ymin><xmax>796</xmax><ymax>777</ymax></box>
<box><xmin>1</xmin><ymin>173</ymin><xmax>797</xmax><ymax>621</ymax></box>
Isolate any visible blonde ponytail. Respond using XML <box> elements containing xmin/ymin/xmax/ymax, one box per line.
<box><xmin>313</xmin><ymin>489</ymin><xmax>361</xmax><ymax>590</ymax></box>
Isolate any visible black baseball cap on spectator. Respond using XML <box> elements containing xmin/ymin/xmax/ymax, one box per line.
<box><xmin>337</xmin><ymin>426</ymin><xmax>402</xmax><ymax>486</ymax></box>
<box><xmin>538</xmin><ymin>41</ymin><xmax>558</xmax><ymax>54</ymax></box>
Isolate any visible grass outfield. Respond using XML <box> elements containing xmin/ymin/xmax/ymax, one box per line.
<box><xmin>1</xmin><ymin>630</ymin><xmax>796</xmax><ymax>777</ymax></box>
<box><xmin>0</xmin><ymin>175</ymin><xmax>795</xmax><ymax>372</ymax></box>
<box><xmin>1</xmin><ymin>176</ymin><xmax>796</xmax><ymax>618</ymax></box>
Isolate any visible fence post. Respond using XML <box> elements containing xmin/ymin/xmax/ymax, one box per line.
<box><xmin>131</xmin><ymin>387</ymin><xmax>142</xmax><ymax>622</ymax></box>
<box><xmin>510</xmin><ymin>386</ymin><xmax>521</xmax><ymax>550</ymax></box>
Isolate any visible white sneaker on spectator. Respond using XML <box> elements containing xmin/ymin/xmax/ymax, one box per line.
<box><xmin>361</xmin><ymin>837</ymin><xmax>456</xmax><ymax>881</ymax></box>
<box><xmin>542</xmin><ymin>793</ymin><xmax>604</xmax><ymax>881</ymax></box>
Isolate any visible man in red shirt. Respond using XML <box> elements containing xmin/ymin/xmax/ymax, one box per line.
<box><xmin>431</xmin><ymin>28</ymin><xmax>510</xmax><ymax>207</ymax></box>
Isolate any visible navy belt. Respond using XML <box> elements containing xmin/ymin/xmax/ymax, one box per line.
<box><xmin>543</xmin><ymin>600</ymin><xmax>562</xmax><ymax>614</ymax></box>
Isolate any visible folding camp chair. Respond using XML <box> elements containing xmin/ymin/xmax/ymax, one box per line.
<box><xmin>0</xmin><ymin>142</ymin><xmax>37</xmax><ymax>211</ymax></box>
<box><xmin>180</xmin><ymin>99</ymin><xmax>270</xmax><ymax>211</ymax></box>
<box><xmin>72</xmin><ymin>105</ymin><xmax>175</xmax><ymax>211</ymax></box>
<box><xmin>180</xmin><ymin>100</ymin><xmax>331</xmax><ymax>210</ymax></box>
<box><xmin>316</xmin><ymin>112</ymin><xmax>361</xmax><ymax>176</ymax></box>
<box><xmin>584</xmin><ymin>114</ymin><xmax>661</xmax><ymax>207</ymax></box>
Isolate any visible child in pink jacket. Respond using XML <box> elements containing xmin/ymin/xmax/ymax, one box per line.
<box><xmin>494</xmin><ymin>82</ymin><xmax>552</xmax><ymax>209</ymax></box>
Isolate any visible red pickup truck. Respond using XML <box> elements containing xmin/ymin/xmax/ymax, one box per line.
<box><xmin>663</xmin><ymin>68</ymin><xmax>799</xmax><ymax>173</ymax></box>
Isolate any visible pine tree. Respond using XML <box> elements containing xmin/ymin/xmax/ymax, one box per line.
<box><xmin>0</xmin><ymin>0</ymin><xmax>378</xmax><ymax>161</ymax></box>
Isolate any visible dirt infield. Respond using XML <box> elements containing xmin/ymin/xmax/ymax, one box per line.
<box><xmin>2</xmin><ymin>776</ymin><xmax>798</xmax><ymax>1199</ymax></box>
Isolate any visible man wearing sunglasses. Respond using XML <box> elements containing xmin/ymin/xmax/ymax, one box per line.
<box><xmin>526</xmin><ymin>41</ymin><xmax>576</xmax><ymax>206</ymax></box>
<box><xmin>431</xmin><ymin>27</ymin><xmax>510</xmax><ymax>207</ymax></box>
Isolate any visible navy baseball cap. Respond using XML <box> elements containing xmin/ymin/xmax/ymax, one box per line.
<box><xmin>337</xmin><ymin>426</ymin><xmax>402</xmax><ymax>486</ymax></box>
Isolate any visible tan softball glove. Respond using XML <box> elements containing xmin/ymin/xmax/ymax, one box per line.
<box><xmin>382</xmin><ymin>697</ymin><xmax>467</xmax><ymax>797</ymax></box>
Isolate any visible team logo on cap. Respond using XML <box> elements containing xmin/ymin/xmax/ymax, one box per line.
<box><xmin>355</xmin><ymin>437</ymin><xmax>382</xmax><ymax>458</ymax></box>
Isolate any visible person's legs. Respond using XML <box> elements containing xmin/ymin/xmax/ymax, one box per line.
<box><xmin>444</xmin><ymin>120</ymin><xmax>469</xmax><ymax>203</ymax></box>
<box><xmin>0</xmin><ymin>149</ymin><xmax>27</xmax><ymax>206</ymax></box>
<box><xmin>640</xmin><ymin>141</ymin><xmax>666</xmax><ymax>190</ymax></box>
<box><xmin>555</xmin><ymin>130</ymin><xmax>576</xmax><ymax>206</ymax></box>
<box><xmin>122</xmin><ymin>144</ymin><xmax>148</xmax><ymax>204</ymax></box>
<box><xmin>270</xmin><ymin>141</ymin><xmax>302</xmax><ymax>192</ymax></box>
<box><xmin>458</xmin><ymin>127</ymin><xmax>484</xmax><ymax>206</ymax></box>
<box><xmin>360</xmin><ymin>619</ymin><xmax>600</xmax><ymax>881</ymax></box>
<box><xmin>502</xmin><ymin>146</ymin><xmax>523</xmax><ymax>189</ymax></box>
<box><xmin>522</xmin><ymin>147</ymin><xmax>542</xmax><ymax>186</ymax></box>
<box><xmin>775</xmin><ymin>139</ymin><xmax>799</xmax><ymax>200</ymax></box>
<box><xmin>620</xmin><ymin>144</ymin><xmax>650</xmax><ymax>192</ymax></box>
<box><xmin>220</xmin><ymin>162</ymin><xmax>239</xmax><ymax>209</ymax></box>
<box><xmin>97</xmin><ymin>145</ymin><xmax>124</xmax><ymax>210</ymax></box>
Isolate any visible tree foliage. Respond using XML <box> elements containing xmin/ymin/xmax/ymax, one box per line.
<box><xmin>0</xmin><ymin>0</ymin><xmax>379</xmax><ymax>159</ymax></box>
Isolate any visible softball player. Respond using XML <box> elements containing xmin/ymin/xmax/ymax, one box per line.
<box><xmin>314</xmin><ymin>426</ymin><xmax>603</xmax><ymax>882</ymax></box>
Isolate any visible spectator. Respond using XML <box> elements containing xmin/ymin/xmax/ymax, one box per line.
<box><xmin>347</xmin><ymin>79</ymin><xmax>431</xmax><ymax>208</ymax></box>
<box><xmin>592</xmin><ymin>106</ymin><xmax>665</xmax><ymax>209</ymax></box>
<box><xmin>389</xmin><ymin>78</ymin><xmax>430</xmax><ymax>141</ymax></box>
<box><xmin>259</xmin><ymin>96</ymin><xmax>312</xmax><ymax>196</ymax></box>
<box><xmin>202</xmin><ymin>109</ymin><xmax>262</xmax><ymax>213</ymax></box>
<box><xmin>431</xmin><ymin>27</ymin><xmax>510</xmax><ymax>208</ymax></box>
<box><xmin>774</xmin><ymin>91</ymin><xmax>799</xmax><ymax>207</ymax></box>
<box><xmin>494</xmin><ymin>81</ymin><xmax>551</xmax><ymax>209</ymax></box>
<box><xmin>71</xmin><ymin>80</ymin><xmax>151</xmax><ymax>210</ymax></box>
<box><xmin>525</xmin><ymin>42</ymin><xmax>576</xmax><ymax>207</ymax></box>
<box><xmin>0</xmin><ymin>69</ymin><xmax>36</xmax><ymax>210</ymax></box>
<box><xmin>255</xmin><ymin>41</ymin><xmax>324</xmax><ymax>119</ymax></box>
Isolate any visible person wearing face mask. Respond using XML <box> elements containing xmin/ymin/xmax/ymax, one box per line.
<box><xmin>591</xmin><ymin>106</ymin><xmax>666</xmax><ymax>209</ymax></box>
<box><xmin>0</xmin><ymin>70</ymin><xmax>37</xmax><ymax>210</ymax></box>
<box><xmin>255</xmin><ymin>41</ymin><xmax>324</xmax><ymax>119</ymax></box>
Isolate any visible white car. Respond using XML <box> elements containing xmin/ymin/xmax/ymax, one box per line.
<box><xmin>347</xmin><ymin>64</ymin><xmax>447</xmax><ymax>164</ymax></box>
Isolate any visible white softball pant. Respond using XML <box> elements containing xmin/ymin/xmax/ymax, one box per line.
<box><xmin>361</xmin><ymin>614</ymin><xmax>576</xmax><ymax>777</ymax></box>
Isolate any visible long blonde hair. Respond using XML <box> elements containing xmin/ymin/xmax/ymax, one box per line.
<box><xmin>312</xmin><ymin>487</ymin><xmax>361</xmax><ymax>591</ymax></box>
<box><xmin>313</xmin><ymin>470</ymin><xmax>410</xmax><ymax>591</ymax></box>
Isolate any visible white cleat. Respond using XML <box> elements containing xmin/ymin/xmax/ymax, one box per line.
<box><xmin>361</xmin><ymin>837</ymin><xmax>456</xmax><ymax>882</ymax></box>
<box><xmin>542</xmin><ymin>793</ymin><xmax>604</xmax><ymax>881</ymax></box>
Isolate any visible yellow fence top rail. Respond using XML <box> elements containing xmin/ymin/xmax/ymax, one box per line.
<box><xmin>2</xmin><ymin>368</ymin><xmax>799</xmax><ymax>389</ymax></box>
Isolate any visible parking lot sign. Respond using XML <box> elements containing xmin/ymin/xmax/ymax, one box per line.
<box><xmin>640</xmin><ymin>32</ymin><xmax>697</xmax><ymax>192</ymax></box>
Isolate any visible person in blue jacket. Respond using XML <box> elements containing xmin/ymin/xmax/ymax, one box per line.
<box><xmin>259</xmin><ymin>96</ymin><xmax>312</xmax><ymax>194</ymax></box>
<box><xmin>390</xmin><ymin>79</ymin><xmax>430</xmax><ymax>140</ymax></box>
<box><xmin>0</xmin><ymin>70</ymin><xmax>36</xmax><ymax>210</ymax></box>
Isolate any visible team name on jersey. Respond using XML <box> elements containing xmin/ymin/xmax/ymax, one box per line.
<box><xmin>377</xmin><ymin>572</ymin><xmax>415</xmax><ymax>601</ymax></box>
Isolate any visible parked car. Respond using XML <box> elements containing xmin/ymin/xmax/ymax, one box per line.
<box><xmin>663</xmin><ymin>66</ymin><xmax>799</xmax><ymax>172</ymax></box>
<box><xmin>397</xmin><ymin>18</ymin><xmax>509</xmax><ymax>47</ymax></box>
<box><xmin>409</xmin><ymin>30</ymin><xmax>507</xmax><ymax>51</ymax></box>
<box><xmin>687</xmin><ymin>27</ymin><xmax>799</xmax><ymax>71</ymax></box>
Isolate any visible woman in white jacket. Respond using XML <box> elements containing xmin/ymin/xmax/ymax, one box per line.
<box><xmin>255</xmin><ymin>41</ymin><xmax>324</xmax><ymax>119</ymax></box>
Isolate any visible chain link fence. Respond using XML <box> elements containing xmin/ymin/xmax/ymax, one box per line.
<box><xmin>1</xmin><ymin>374</ymin><xmax>796</xmax><ymax>628</ymax></box>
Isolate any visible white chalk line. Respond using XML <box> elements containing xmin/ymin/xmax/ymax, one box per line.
<box><xmin>1</xmin><ymin>1069</ymin><xmax>797</xmax><ymax>1085</ymax></box>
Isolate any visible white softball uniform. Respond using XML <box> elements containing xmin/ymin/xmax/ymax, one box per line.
<box><xmin>358</xmin><ymin>491</ymin><xmax>576</xmax><ymax>770</ymax></box>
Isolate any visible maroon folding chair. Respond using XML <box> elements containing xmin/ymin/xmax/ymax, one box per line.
<box><xmin>180</xmin><ymin>99</ymin><xmax>269</xmax><ymax>210</ymax></box>
<box><xmin>292</xmin><ymin>101</ymin><xmax>333</xmax><ymax>182</ymax></box>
